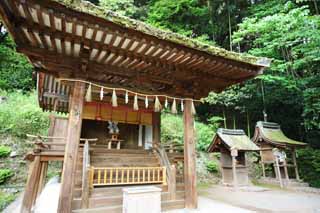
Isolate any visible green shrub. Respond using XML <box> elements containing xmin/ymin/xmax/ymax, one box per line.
<box><xmin>161</xmin><ymin>113</ymin><xmax>221</xmax><ymax>151</ymax></box>
<box><xmin>206</xmin><ymin>160</ymin><xmax>219</xmax><ymax>173</ymax></box>
<box><xmin>0</xmin><ymin>169</ymin><xmax>13</xmax><ymax>184</ymax></box>
<box><xmin>0</xmin><ymin>146</ymin><xmax>11</xmax><ymax>157</ymax></box>
<box><xmin>0</xmin><ymin>191</ymin><xmax>17</xmax><ymax>211</ymax></box>
<box><xmin>0</xmin><ymin>91</ymin><xmax>49</xmax><ymax>137</ymax></box>
<box><xmin>297</xmin><ymin>147</ymin><xmax>320</xmax><ymax>188</ymax></box>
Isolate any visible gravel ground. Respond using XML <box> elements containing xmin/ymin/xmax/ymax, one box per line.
<box><xmin>164</xmin><ymin>196</ymin><xmax>253</xmax><ymax>213</ymax></box>
<box><xmin>199</xmin><ymin>185</ymin><xmax>320</xmax><ymax>213</ymax></box>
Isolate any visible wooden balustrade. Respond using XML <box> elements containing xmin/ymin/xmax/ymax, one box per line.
<box><xmin>153</xmin><ymin>143</ymin><xmax>177</xmax><ymax>200</ymax></box>
<box><xmin>90</xmin><ymin>166</ymin><xmax>167</xmax><ymax>187</ymax></box>
<box><xmin>80</xmin><ymin>138</ymin><xmax>97</xmax><ymax>208</ymax></box>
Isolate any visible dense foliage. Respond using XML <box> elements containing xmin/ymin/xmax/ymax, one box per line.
<box><xmin>0</xmin><ymin>169</ymin><xmax>13</xmax><ymax>184</ymax></box>
<box><xmin>161</xmin><ymin>113</ymin><xmax>220</xmax><ymax>151</ymax></box>
<box><xmin>0</xmin><ymin>146</ymin><xmax>11</xmax><ymax>158</ymax></box>
<box><xmin>0</xmin><ymin>24</ymin><xmax>34</xmax><ymax>91</ymax></box>
<box><xmin>206</xmin><ymin>160</ymin><xmax>219</xmax><ymax>173</ymax></box>
<box><xmin>0</xmin><ymin>0</ymin><xmax>319</xmax><ymax>189</ymax></box>
<box><xmin>297</xmin><ymin>147</ymin><xmax>320</xmax><ymax>187</ymax></box>
<box><xmin>0</xmin><ymin>91</ymin><xmax>49</xmax><ymax>137</ymax></box>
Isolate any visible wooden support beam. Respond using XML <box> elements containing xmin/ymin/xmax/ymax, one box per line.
<box><xmin>36</xmin><ymin>162</ymin><xmax>49</xmax><ymax>198</ymax></box>
<box><xmin>57</xmin><ymin>81</ymin><xmax>85</xmax><ymax>213</ymax></box>
<box><xmin>20</xmin><ymin>156</ymin><xmax>41</xmax><ymax>213</ymax></box>
<box><xmin>292</xmin><ymin>148</ymin><xmax>300</xmax><ymax>180</ymax></box>
<box><xmin>183</xmin><ymin>100</ymin><xmax>197</xmax><ymax>209</ymax></box>
<box><xmin>232</xmin><ymin>155</ymin><xmax>238</xmax><ymax>188</ymax></box>
<box><xmin>152</xmin><ymin>112</ymin><xmax>161</xmax><ymax>145</ymax></box>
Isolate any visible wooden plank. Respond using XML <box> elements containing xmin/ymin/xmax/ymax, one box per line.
<box><xmin>21</xmin><ymin>156</ymin><xmax>41</xmax><ymax>213</ymax></box>
<box><xmin>152</xmin><ymin>112</ymin><xmax>161</xmax><ymax>145</ymax></box>
<box><xmin>36</xmin><ymin>162</ymin><xmax>48</xmax><ymax>198</ymax></box>
<box><xmin>57</xmin><ymin>81</ymin><xmax>85</xmax><ymax>213</ymax></box>
<box><xmin>183</xmin><ymin>100</ymin><xmax>197</xmax><ymax>209</ymax></box>
<box><xmin>292</xmin><ymin>148</ymin><xmax>300</xmax><ymax>180</ymax></box>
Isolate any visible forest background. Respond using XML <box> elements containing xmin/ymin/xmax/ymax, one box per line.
<box><xmin>0</xmin><ymin>0</ymin><xmax>319</xmax><ymax>209</ymax></box>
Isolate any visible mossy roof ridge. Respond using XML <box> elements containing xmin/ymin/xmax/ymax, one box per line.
<box><xmin>54</xmin><ymin>0</ymin><xmax>270</xmax><ymax>67</ymax></box>
<box><xmin>216</xmin><ymin>128</ymin><xmax>259</xmax><ymax>151</ymax></box>
<box><xmin>257</xmin><ymin>121</ymin><xmax>306</xmax><ymax>146</ymax></box>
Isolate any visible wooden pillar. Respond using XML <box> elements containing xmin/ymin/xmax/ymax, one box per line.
<box><xmin>21</xmin><ymin>156</ymin><xmax>41</xmax><ymax>213</ymax></box>
<box><xmin>260</xmin><ymin>150</ymin><xmax>266</xmax><ymax>178</ymax></box>
<box><xmin>274</xmin><ymin>158</ymin><xmax>283</xmax><ymax>188</ymax></box>
<box><xmin>153</xmin><ymin>112</ymin><xmax>161</xmax><ymax>145</ymax></box>
<box><xmin>283</xmin><ymin>159</ymin><xmax>289</xmax><ymax>181</ymax></box>
<box><xmin>261</xmin><ymin>162</ymin><xmax>266</xmax><ymax>178</ymax></box>
<box><xmin>36</xmin><ymin>162</ymin><xmax>48</xmax><ymax>198</ymax></box>
<box><xmin>292</xmin><ymin>148</ymin><xmax>300</xmax><ymax>180</ymax></box>
<box><xmin>232</xmin><ymin>156</ymin><xmax>238</xmax><ymax>188</ymax></box>
<box><xmin>57</xmin><ymin>81</ymin><xmax>85</xmax><ymax>213</ymax></box>
<box><xmin>183</xmin><ymin>100</ymin><xmax>197</xmax><ymax>209</ymax></box>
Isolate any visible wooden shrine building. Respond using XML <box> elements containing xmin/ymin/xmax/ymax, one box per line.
<box><xmin>252</xmin><ymin>121</ymin><xmax>306</xmax><ymax>183</ymax></box>
<box><xmin>208</xmin><ymin>129</ymin><xmax>259</xmax><ymax>187</ymax></box>
<box><xmin>0</xmin><ymin>0</ymin><xmax>270</xmax><ymax>212</ymax></box>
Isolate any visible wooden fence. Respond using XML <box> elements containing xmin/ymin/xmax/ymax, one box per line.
<box><xmin>90</xmin><ymin>166</ymin><xmax>167</xmax><ymax>187</ymax></box>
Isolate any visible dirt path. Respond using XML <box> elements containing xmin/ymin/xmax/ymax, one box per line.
<box><xmin>199</xmin><ymin>185</ymin><xmax>320</xmax><ymax>212</ymax></box>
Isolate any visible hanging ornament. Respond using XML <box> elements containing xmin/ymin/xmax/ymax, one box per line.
<box><xmin>180</xmin><ymin>99</ymin><xmax>184</xmax><ymax>112</ymax></box>
<box><xmin>191</xmin><ymin>100</ymin><xmax>196</xmax><ymax>115</ymax></box>
<box><xmin>165</xmin><ymin>97</ymin><xmax>168</xmax><ymax>108</ymax></box>
<box><xmin>171</xmin><ymin>98</ymin><xmax>177</xmax><ymax>114</ymax></box>
<box><xmin>133</xmin><ymin>93</ymin><xmax>139</xmax><ymax>110</ymax></box>
<box><xmin>125</xmin><ymin>91</ymin><xmax>129</xmax><ymax>104</ymax></box>
<box><xmin>100</xmin><ymin>87</ymin><xmax>104</xmax><ymax>101</ymax></box>
<box><xmin>145</xmin><ymin>96</ymin><xmax>149</xmax><ymax>108</ymax></box>
<box><xmin>154</xmin><ymin>96</ymin><xmax>161</xmax><ymax>112</ymax></box>
<box><xmin>85</xmin><ymin>83</ymin><xmax>92</xmax><ymax>102</ymax></box>
<box><xmin>112</xmin><ymin>89</ymin><xmax>118</xmax><ymax>107</ymax></box>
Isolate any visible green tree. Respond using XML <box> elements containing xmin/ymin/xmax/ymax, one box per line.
<box><xmin>0</xmin><ymin>24</ymin><xmax>34</xmax><ymax>91</ymax></box>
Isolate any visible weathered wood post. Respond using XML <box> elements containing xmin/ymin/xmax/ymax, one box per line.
<box><xmin>274</xmin><ymin>158</ymin><xmax>283</xmax><ymax>188</ymax></box>
<box><xmin>20</xmin><ymin>156</ymin><xmax>41</xmax><ymax>213</ymax></box>
<box><xmin>153</xmin><ymin>112</ymin><xmax>161</xmax><ymax>145</ymax></box>
<box><xmin>183</xmin><ymin>100</ymin><xmax>197</xmax><ymax>209</ymax></box>
<box><xmin>292</xmin><ymin>148</ymin><xmax>300</xmax><ymax>180</ymax></box>
<box><xmin>283</xmin><ymin>159</ymin><xmax>289</xmax><ymax>181</ymax></box>
<box><xmin>231</xmin><ymin>147</ymin><xmax>238</xmax><ymax>188</ymax></box>
<box><xmin>57</xmin><ymin>81</ymin><xmax>85</xmax><ymax>213</ymax></box>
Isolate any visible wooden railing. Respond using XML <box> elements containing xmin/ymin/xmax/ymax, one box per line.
<box><xmin>153</xmin><ymin>143</ymin><xmax>176</xmax><ymax>200</ymax></box>
<box><xmin>80</xmin><ymin>138</ymin><xmax>97</xmax><ymax>209</ymax></box>
<box><xmin>163</xmin><ymin>143</ymin><xmax>184</xmax><ymax>153</ymax></box>
<box><xmin>89</xmin><ymin>166</ymin><xmax>167</xmax><ymax>187</ymax></box>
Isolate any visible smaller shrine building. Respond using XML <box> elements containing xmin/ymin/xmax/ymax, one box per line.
<box><xmin>208</xmin><ymin>128</ymin><xmax>259</xmax><ymax>187</ymax></box>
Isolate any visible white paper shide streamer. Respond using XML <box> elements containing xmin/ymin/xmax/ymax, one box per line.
<box><xmin>145</xmin><ymin>96</ymin><xmax>149</xmax><ymax>108</ymax></box>
<box><xmin>165</xmin><ymin>97</ymin><xmax>168</xmax><ymax>108</ymax></box>
<box><xmin>112</xmin><ymin>89</ymin><xmax>118</xmax><ymax>107</ymax></box>
<box><xmin>133</xmin><ymin>94</ymin><xmax>139</xmax><ymax>110</ymax></box>
<box><xmin>191</xmin><ymin>100</ymin><xmax>196</xmax><ymax>115</ymax></box>
<box><xmin>100</xmin><ymin>87</ymin><xmax>104</xmax><ymax>100</ymax></box>
<box><xmin>85</xmin><ymin>83</ymin><xmax>92</xmax><ymax>102</ymax></box>
<box><xmin>171</xmin><ymin>98</ymin><xmax>177</xmax><ymax>114</ymax></box>
<box><xmin>180</xmin><ymin>100</ymin><xmax>184</xmax><ymax>112</ymax></box>
<box><xmin>154</xmin><ymin>96</ymin><xmax>161</xmax><ymax>112</ymax></box>
<box><xmin>125</xmin><ymin>91</ymin><xmax>129</xmax><ymax>104</ymax></box>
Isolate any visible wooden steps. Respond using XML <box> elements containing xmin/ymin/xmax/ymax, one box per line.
<box><xmin>72</xmin><ymin>147</ymin><xmax>185</xmax><ymax>212</ymax></box>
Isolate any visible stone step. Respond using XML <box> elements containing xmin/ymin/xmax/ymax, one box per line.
<box><xmin>73</xmin><ymin>190</ymin><xmax>185</xmax><ymax>209</ymax></box>
<box><xmin>73</xmin><ymin>184</ymin><xmax>185</xmax><ymax>198</ymax></box>
<box><xmin>72</xmin><ymin>205</ymin><xmax>122</xmax><ymax>213</ymax></box>
<box><xmin>90</xmin><ymin>163</ymin><xmax>160</xmax><ymax>167</ymax></box>
<box><xmin>290</xmin><ymin>186</ymin><xmax>320</xmax><ymax>194</ymax></box>
<box><xmin>89</xmin><ymin>148</ymin><xmax>150</xmax><ymax>154</ymax></box>
<box><xmin>72</xmin><ymin>199</ymin><xmax>185</xmax><ymax>213</ymax></box>
<box><xmin>162</xmin><ymin>199</ymin><xmax>185</xmax><ymax>211</ymax></box>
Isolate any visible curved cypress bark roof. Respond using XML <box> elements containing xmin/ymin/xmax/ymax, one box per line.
<box><xmin>208</xmin><ymin>128</ymin><xmax>259</xmax><ymax>152</ymax></box>
<box><xmin>55</xmin><ymin>0</ymin><xmax>270</xmax><ymax>67</ymax></box>
<box><xmin>252</xmin><ymin>121</ymin><xmax>307</xmax><ymax>148</ymax></box>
